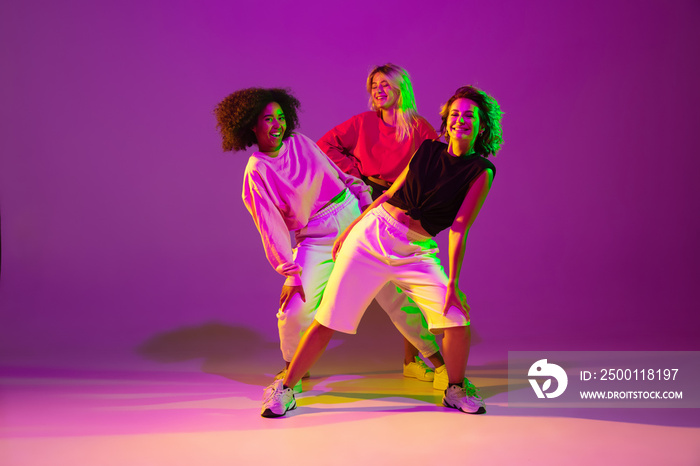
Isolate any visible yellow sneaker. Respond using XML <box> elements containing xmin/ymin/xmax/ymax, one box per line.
<box><xmin>403</xmin><ymin>357</ymin><xmax>435</xmax><ymax>382</ymax></box>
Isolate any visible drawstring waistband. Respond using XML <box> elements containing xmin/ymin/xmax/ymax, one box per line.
<box><xmin>373</xmin><ymin>205</ymin><xmax>433</xmax><ymax>242</ymax></box>
<box><xmin>310</xmin><ymin>189</ymin><xmax>353</xmax><ymax>221</ymax></box>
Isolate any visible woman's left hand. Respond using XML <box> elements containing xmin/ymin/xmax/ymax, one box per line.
<box><xmin>442</xmin><ymin>285</ymin><xmax>470</xmax><ymax>317</ymax></box>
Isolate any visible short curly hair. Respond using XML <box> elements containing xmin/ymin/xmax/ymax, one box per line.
<box><xmin>214</xmin><ymin>88</ymin><xmax>301</xmax><ymax>152</ymax></box>
<box><xmin>439</xmin><ymin>86</ymin><xmax>503</xmax><ymax>157</ymax></box>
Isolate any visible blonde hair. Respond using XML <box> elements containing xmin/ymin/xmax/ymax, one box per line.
<box><xmin>366</xmin><ymin>64</ymin><xmax>420</xmax><ymax>142</ymax></box>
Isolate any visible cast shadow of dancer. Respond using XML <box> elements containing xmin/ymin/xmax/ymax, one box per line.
<box><xmin>136</xmin><ymin>322</ymin><xmax>278</xmax><ymax>386</ymax></box>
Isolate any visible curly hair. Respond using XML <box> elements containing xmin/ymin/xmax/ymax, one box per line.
<box><xmin>439</xmin><ymin>86</ymin><xmax>503</xmax><ymax>157</ymax></box>
<box><xmin>366</xmin><ymin>64</ymin><xmax>420</xmax><ymax>142</ymax></box>
<box><xmin>214</xmin><ymin>88</ymin><xmax>301</xmax><ymax>152</ymax></box>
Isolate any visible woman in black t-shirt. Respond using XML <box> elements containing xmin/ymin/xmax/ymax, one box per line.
<box><xmin>261</xmin><ymin>86</ymin><xmax>503</xmax><ymax>418</ymax></box>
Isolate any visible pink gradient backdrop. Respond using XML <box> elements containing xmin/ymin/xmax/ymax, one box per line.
<box><xmin>1</xmin><ymin>0</ymin><xmax>699</xmax><ymax>368</ymax></box>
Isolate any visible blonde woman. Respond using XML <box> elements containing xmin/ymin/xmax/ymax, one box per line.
<box><xmin>318</xmin><ymin>64</ymin><xmax>446</xmax><ymax>386</ymax></box>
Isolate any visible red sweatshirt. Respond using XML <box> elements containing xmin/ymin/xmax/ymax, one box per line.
<box><xmin>317</xmin><ymin>111</ymin><xmax>437</xmax><ymax>183</ymax></box>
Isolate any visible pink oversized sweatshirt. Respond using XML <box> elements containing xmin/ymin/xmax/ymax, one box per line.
<box><xmin>242</xmin><ymin>133</ymin><xmax>372</xmax><ymax>286</ymax></box>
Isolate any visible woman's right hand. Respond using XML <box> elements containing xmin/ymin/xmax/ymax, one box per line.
<box><xmin>279</xmin><ymin>285</ymin><xmax>306</xmax><ymax>314</ymax></box>
<box><xmin>442</xmin><ymin>285</ymin><xmax>470</xmax><ymax>317</ymax></box>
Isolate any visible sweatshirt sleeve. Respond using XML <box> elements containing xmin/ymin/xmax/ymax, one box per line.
<box><xmin>317</xmin><ymin>116</ymin><xmax>363</xmax><ymax>179</ymax></box>
<box><xmin>326</xmin><ymin>154</ymin><xmax>373</xmax><ymax>209</ymax></box>
<box><xmin>242</xmin><ymin>168</ymin><xmax>303</xmax><ymax>286</ymax></box>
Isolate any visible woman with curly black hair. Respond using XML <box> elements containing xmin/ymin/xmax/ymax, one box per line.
<box><xmin>215</xmin><ymin>88</ymin><xmax>440</xmax><ymax>389</ymax></box>
<box><xmin>263</xmin><ymin>85</ymin><xmax>503</xmax><ymax>417</ymax></box>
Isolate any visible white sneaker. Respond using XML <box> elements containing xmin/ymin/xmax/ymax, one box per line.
<box><xmin>261</xmin><ymin>379</ymin><xmax>297</xmax><ymax>418</ymax></box>
<box><xmin>403</xmin><ymin>357</ymin><xmax>435</xmax><ymax>382</ymax></box>
<box><xmin>442</xmin><ymin>383</ymin><xmax>486</xmax><ymax>414</ymax></box>
<box><xmin>463</xmin><ymin>379</ymin><xmax>485</xmax><ymax>406</ymax></box>
<box><xmin>434</xmin><ymin>366</ymin><xmax>485</xmax><ymax>404</ymax></box>
<box><xmin>273</xmin><ymin>369</ymin><xmax>303</xmax><ymax>394</ymax></box>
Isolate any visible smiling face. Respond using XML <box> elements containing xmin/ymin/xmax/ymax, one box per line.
<box><xmin>446</xmin><ymin>98</ymin><xmax>482</xmax><ymax>154</ymax></box>
<box><xmin>252</xmin><ymin>102</ymin><xmax>286</xmax><ymax>154</ymax></box>
<box><xmin>370</xmin><ymin>72</ymin><xmax>399</xmax><ymax>110</ymax></box>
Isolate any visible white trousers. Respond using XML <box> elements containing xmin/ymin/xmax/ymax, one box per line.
<box><xmin>278</xmin><ymin>193</ymin><xmax>439</xmax><ymax>361</ymax></box>
<box><xmin>314</xmin><ymin>205</ymin><xmax>470</xmax><ymax>334</ymax></box>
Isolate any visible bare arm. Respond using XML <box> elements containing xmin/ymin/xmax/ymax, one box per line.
<box><xmin>442</xmin><ymin>168</ymin><xmax>494</xmax><ymax>316</ymax></box>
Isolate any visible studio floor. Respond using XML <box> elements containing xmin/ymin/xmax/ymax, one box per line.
<box><xmin>2</xmin><ymin>337</ymin><xmax>698</xmax><ymax>466</ymax></box>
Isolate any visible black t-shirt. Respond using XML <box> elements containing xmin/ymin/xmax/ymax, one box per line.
<box><xmin>386</xmin><ymin>140</ymin><xmax>496</xmax><ymax>236</ymax></box>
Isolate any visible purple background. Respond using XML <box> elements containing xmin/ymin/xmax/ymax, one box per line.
<box><xmin>1</xmin><ymin>0</ymin><xmax>699</xmax><ymax>369</ymax></box>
